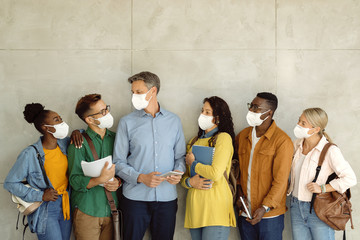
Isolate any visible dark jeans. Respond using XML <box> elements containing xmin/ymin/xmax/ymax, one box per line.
<box><xmin>238</xmin><ymin>214</ymin><xmax>284</xmax><ymax>240</ymax></box>
<box><xmin>120</xmin><ymin>196</ymin><xmax>178</xmax><ymax>240</ymax></box>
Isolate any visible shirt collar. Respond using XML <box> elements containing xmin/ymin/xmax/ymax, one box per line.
<box><xmin>86</xmin><ymin>126</ymin><xmax>111</xmax><ymax>139</ymax></box>
<box><xmin>200</xmin><ymin>127</ymin><xmax>219</xmax><ymax>138</ymax></box>
<box><xmin>246</xmin><ymin>120</ymin><xmax>277</xmax><ymax>141</ymax></box>
<box><xmin>295</xmin><ymin>135</ymin><xmax>328</xmax><ymax>152</ymax></box>
<box><xmin>139</xmin><ymin>103</ymin><xmax>165</xmax><ymax>117</ymax></box>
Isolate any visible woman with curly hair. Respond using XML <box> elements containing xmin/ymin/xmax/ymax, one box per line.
<box><xmin>181</xmin><ymin>96</ymin><xmax>236</xmax><ymax>240</ymax></box>
<box><xmin>4</xmin><ymin>103</ymin><xmax>72</xmax><ymax>240</ymax></box>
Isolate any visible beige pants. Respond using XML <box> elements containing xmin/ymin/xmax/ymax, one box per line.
<box><xmin>73</xmin><ymin>208</ymin><xmax>113</xmax><ymax>240</ymax></box>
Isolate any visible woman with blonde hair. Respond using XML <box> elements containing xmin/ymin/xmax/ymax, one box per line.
<box><xmin>288</xmin><ymin>108</ymin><xmax>357</xmax><ymax>240</ymax></box>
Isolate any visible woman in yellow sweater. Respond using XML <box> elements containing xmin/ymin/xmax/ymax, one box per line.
<box><xmin>181</xmin><ymin>96</ymin><xmax>236</xmax><ymax>240</ymax></box>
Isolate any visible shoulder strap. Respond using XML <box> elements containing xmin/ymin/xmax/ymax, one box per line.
<box><xmin>81</xmin><ymin>133</ymin><xmax>117</xmax><ymax>215</ymax></box>
<box><xmin>82</xmin><ymin>132</ymin><xmax>99</xmax><ymax>160</ymax></box>
<box><xmin>30</xmin><ymin>145</ymin><xmax>50</xmax><ymax>188</ymax></box>
<box><xmin>309</xmin><ymin>142</ymin><xmax>336</xmax><ymax>213</ymax></box>
<box><xmin>317</xmin><ymin>143</ymin><xmax>336</xmax><ymax>167</ymax></box>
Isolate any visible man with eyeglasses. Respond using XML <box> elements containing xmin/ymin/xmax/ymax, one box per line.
<box><xmin>235</xmin><ymin>92</ymin><xmax>293</xmax><ymax>240</ymax></box>
<box><xmin>68</xmin><ymin>93</ymin><xmax>120</xmax><ymax>240</ymax></box>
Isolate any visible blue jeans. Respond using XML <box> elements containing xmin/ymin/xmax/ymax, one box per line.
<box><xmin>290</xmin><ymin>196</ymin><xmax>334</xmax><ymax>240</ymax></box>
<box><xmin>238</xmin><ymin>214</ymin><xmax>284</xmax><ymax>240</ymax></box>
<box><xmin>37</xmin><ymin>195</ymin><xmax>72</xmax><ymax>240</ymax></box>
<box><xmin>190</xmin><ymin>226</ymin><xmax>230</xmax><ymax>240</ymax></box>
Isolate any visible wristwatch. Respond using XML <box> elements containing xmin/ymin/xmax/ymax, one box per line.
<box><xmin>262</xmin><ymin>205</ymin><xmax>270</xmax><ymax>213</ymax></box>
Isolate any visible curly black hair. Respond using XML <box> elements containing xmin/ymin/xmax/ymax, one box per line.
<box><xmin>197</xmin><ymin>96</ymin><xmax>235</xmax><ymax>147</ymax></box>
<box><xmin>23</xmin><ymin>103</ymin><xmax>50</xmax><ymax>134</ymax></box>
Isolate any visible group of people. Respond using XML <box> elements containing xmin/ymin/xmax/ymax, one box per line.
<box><xmin>4</xmin><ymin>71</ymin><xmax>357</xmax><ymax>240</ymax></box>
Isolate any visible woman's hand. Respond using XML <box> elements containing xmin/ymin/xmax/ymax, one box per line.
<box><xmin>185</xmin><ymin>152</ymin><xmax>195</xmax><ymax>166</ymax></box>
<box><xmin>70</xmin><ymin>130</ymin><xmax>83</xmax><ymax>148</ymax></box>
<box><xmin>306</xmin><ymin>182</ymin><xmax>321</xmax><ymax>193</ymax></box>
<box><xmin>42</xmin><ymin>188</ymin><xmax>59</xmax><ymax>202</ymax></box>
<box><xmin>189</xmin><ymin>174</ymin><xmax>213</xmax><ymax>190</ymax></box>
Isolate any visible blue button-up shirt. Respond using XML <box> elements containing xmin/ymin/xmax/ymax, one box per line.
<box><xmin>113</xmin><ymin>106</ymin><xmax>186</xmax><ymax>202</ymax></box>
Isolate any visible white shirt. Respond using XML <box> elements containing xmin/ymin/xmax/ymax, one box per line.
<box><xmin>292</xmin><ymin>153</ymin><xmax>306</xmax><ymax>198</ymax></box>
<box><xmin>288</xmin><ymin>136</ymin><xmax>357</xmax><ymax>202</ymax></box>
<box><xmin>241</xmin><ymin>127</ymin><xmax>260</xmax><ymax>217</ymax></box>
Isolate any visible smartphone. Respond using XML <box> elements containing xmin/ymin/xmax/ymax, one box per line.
<box><xmin>159</xmin><ymin>171</ymin><xmax>184</xmax><ymax>177</ymax></box>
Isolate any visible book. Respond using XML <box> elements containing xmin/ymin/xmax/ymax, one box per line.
<box><xmin>190</xmin><ymin>145</ymin><xmax>215</xmax><ymax>177</ymax></box>
<box><xmin>81</xmin><ymin>155</ymin><xmax>113</xmax><ymax>186</ymax></box>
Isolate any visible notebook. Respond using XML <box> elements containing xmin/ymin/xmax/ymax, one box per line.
<box><xmin>190</xmin><ymin>145</ymin><xmax>215</xmax><ymax>177</ymax></box>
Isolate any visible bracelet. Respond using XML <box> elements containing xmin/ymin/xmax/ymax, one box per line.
<box><xmin>320</xmin><ymin>184</ymin><xmax>326</xmax><ymax>193</ymax></box>
<box><xmin>185</xmin><ymin>178</ymin><xmax>192</xmax><ymax>188</ymax></box>
<box><xmin>115</xmin><ymin>177</ymin><xmax>122</xmax><ymax>188</ymax></box>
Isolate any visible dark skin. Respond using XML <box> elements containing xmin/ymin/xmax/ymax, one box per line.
<box><xmin>239</xmin><ymin>97</ymin><xmax>274</xmax><ymax>225</ymax></box>
<box><xmin>39</xmin><ymin>111</ymin><xmax>64</xmax><ymax>201</ymax></box>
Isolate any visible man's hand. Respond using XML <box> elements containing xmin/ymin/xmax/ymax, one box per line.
<box><xmin>99</xmin><ymin>162</ymin><xmax>116</xmax><ymax>183</ymax></box>
<box><xmin>138</xmin><ymin>172</ymin><xmax>165</xmax><ymax>188</ymax></box>
<box><xmin>189</xmin><ymin>174</ymin><xmax>213</xmax><ymax>190</ymax></box>
<box><xmin>246</xmin><ymin>207</ymin><xmax>266</xmax><ymax>225</ymax></box>
<box><xmin>166</xmin><ymin>170</ymin><xmax>184</xmax><ymax>185</ymax></box>
<box><xmin>70</xmin><ymin>130</ymin><xmax>83</xmax><ymax>148</ymax></box>
<box><xmin>104</xmin><ymin>178</ymin><xmax>119</xmax><ymax>192</ymax></box>
<box><xmin>42</xmin><ymin>188</ymin><xmax>58</xmax><ymax>202</ymax></box>
<box><xmin>185</xmin><ymin>152</ymin><xmax>195</xmax><ymax>166</ymax></box>
<box><xmin>306</xmin><ymin>182</ymin><xmax>321</xmax><ymax>193</ymax></box>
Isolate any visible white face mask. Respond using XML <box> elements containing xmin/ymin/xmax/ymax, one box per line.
<box><xmin>44</xmin><ymin>122</ymin><xmax>69</xmax><ymax>139</ymax></box>
<box><xmin>198</xmin><ymin>114</ymin><xmax>215</xmax><ymax>131</ymax></box>
<box><xmin>91</xmin><ymin>113</ymin><xmax>114</xmax><ymax>129</ymax></box>
<box><xmin>293</xmin><ymin>124</ymin><xmax>314</xmax><ymax>139</ymax></box>
<box><xmin>132</xmin><ymin>89</ymin><xmax>152</xmax><ymax>110</ymax></box>
<box><xmin>246</xmin><ymin>110</ymin><xmax>270</xmax><ymax>127</ymax></box>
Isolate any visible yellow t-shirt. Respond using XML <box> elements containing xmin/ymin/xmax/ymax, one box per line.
<box><xmin>181</xmin><ymin>132</ymin><xmax>236</xmax><ymax>228</ymax></box>
<box><xmin>43</xmin><ymin>146</ymin><xmax>70</xmax><ymax>220</ymax></box>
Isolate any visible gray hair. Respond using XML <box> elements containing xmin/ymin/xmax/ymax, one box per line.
<box><xmin>128</xmin><ymin>71</ymin><xmax>161</xmax><ymax>94</ymax></box>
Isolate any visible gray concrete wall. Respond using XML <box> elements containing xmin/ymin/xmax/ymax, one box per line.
<box><xmin>1</xmin><ymin>1</ymin><xmax>359</xmax><ymax>239</ymax></box>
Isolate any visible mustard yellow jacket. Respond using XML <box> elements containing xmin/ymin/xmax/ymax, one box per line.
<box><xmin>235</xmin><ymin>121</ymin><xmax>293</xmax><ymax>217</ymax></box>
<box><xmin>181</xmin><ymin>132</ymin><xmax>236</xmax><ymax>228</ymax></box>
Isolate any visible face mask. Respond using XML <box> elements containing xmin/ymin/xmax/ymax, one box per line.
<box><xmin>293</xmin><ymin>125</ymin><xmax>314</xmax><ymax>139</ymax></box>
<box><xmin>132</xmin><ymin>89</ymin><xmax>152</xmax><ymax>110</ymax></box>
<box><xmin>91</xmin><ymin>113</ymin><xmax>114</xmax><ymax>129</ymax></box>
<box><xmin>44</xmin><ymin>122</ymin><xmax>69</xmax><ymax>139</ymax></box>
<box><xmin>198</xmin><ymin>114</ymin><xmax>215</xmax><ymax>131</ymax></box>
<box><xmin>246</xmin><ymin>110</ymin><xmax>270</xmax><ymax>127</ymax></box>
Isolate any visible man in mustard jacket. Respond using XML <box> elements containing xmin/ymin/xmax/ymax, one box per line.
<box><xmin>235</xmin><ymin>92</ymin><xmax>293</xmax><ymax>240</ymax></box>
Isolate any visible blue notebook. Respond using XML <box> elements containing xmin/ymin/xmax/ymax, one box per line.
<box><xmin>190</xmin><ymin>145</ymin><xmax>215</xmax><ymax>177</ymax></box>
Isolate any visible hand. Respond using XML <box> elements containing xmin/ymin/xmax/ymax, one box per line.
<box><xmin>166</xmin><ymin>170</ymin><xmax>184</xmax><ymax>185</ymax></box>
<box><xmin>185</xmin><ymin>152</ymin><xmax>195</xmax><ymax>166</ymax></box>
<box><xmin>306</xmin><ymin>182</ymin><xmax>321</xmax><ymax>193</ymax></box>
<box><xmin>189</xmin><ymin>174</ymin><xmax>213</xmax><ymax>190</ymax></box>
<box><xmin>99</xmin><ymin>162</ymin><xmax>115</xmax><ymax>184</ymax></box>
<box><xmin>246</xmin><ymin>207</ymin><xmax>266</xmax><ymax>225</ymax></box>
<box><xmin>104</xmin><ymin>178</ymin><xmax>119</xmax><ymax>192</ymax></box>
<box><xmin>70</xmin><ymin>130</ymin><xmax>83</xmax><ymax>148</ymax></box>
<box><xmin>42</xmin><ymin>188</ymin><xmax>58</xmax><ymax>202</ymax></box>
<box><xmin>138</xmin><ymin>172</ymin><xmax>165</xmax><ymax>188</ymax></box>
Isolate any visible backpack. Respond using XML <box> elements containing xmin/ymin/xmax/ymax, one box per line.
<box><xmin>188</xmin><ymin>132</ymin><xmax>239</xmax><ymax>204</ymax></box>
<box><xmin>311</xmin><ymin>143</ymin><xmax>354</xmax><ymax>236</ymax></box>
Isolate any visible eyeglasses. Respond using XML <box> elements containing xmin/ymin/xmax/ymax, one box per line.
<box><xmin>88</xmin><ymin>105</ymin><xmax>110</xmax><ymax>117</ymax></box>
<box><xmin>247</xmin><ymin>103</ymin><xmax>266</xmax><ymax>111</ymax></box>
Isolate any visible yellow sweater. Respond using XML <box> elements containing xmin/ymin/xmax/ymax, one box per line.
<box><xmin>181</xmin><ymin>132</ymin><xmax>236</xmax><ymax>228</ymax></box>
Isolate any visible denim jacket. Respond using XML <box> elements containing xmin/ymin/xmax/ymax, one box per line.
<box><xmin>4</xmin><ymin>137</ymin><xmax>70</xmax><ymax>234</ymax></box>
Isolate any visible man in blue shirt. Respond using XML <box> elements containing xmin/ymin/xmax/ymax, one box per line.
<box><xmin>113</xmin><ymin>71</ymin><xmax>186</xmax><ymax>240</ymax></box>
